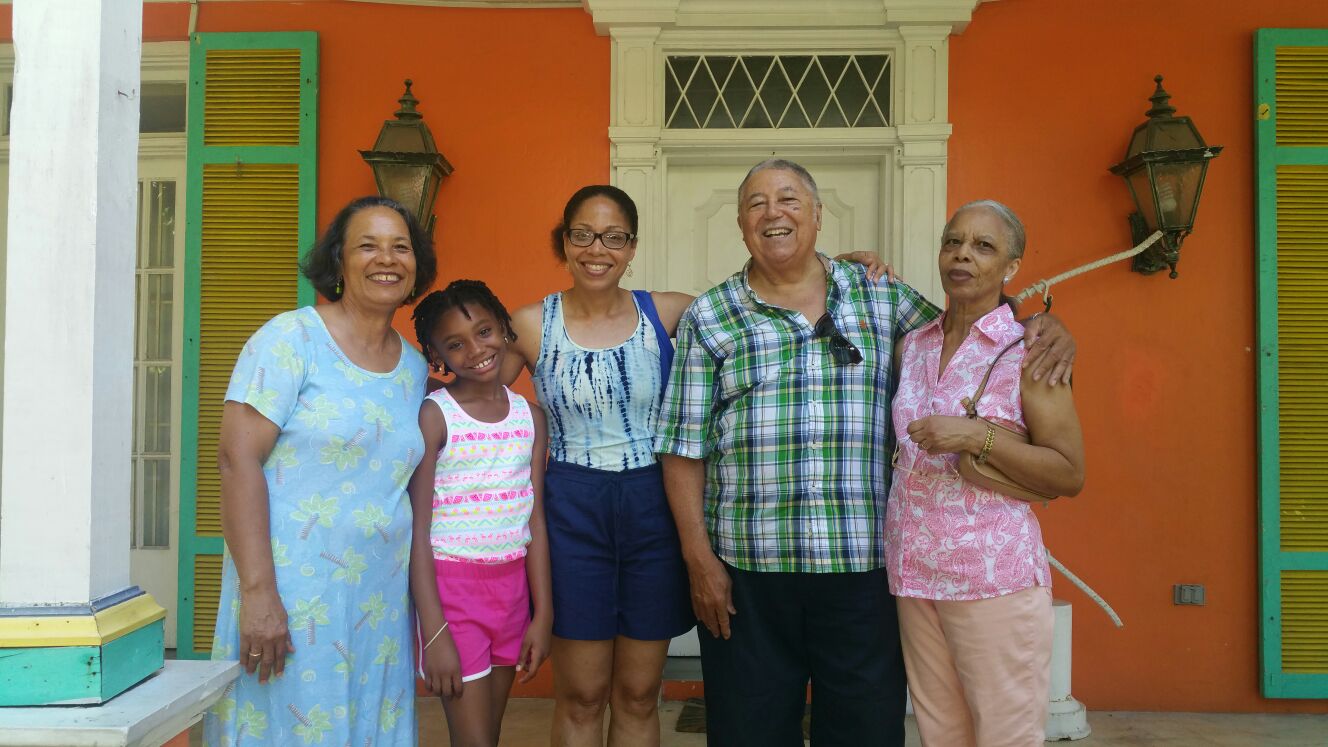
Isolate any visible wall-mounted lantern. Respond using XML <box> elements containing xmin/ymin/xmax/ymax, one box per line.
<box><xmin>359</xmin><ymin>79</ymin><xmax>453</xmax><ymax>234</ymax></box>
<box><xmin>1109</xmin><ymin>76</ymin><xmax>1222</xmax><ymax>278</ymax></box>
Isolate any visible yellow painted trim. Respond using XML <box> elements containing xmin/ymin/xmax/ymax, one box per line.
<box><xmin>0</xmin><ymin>594</ymin><xmax>167</xmax><ymax>648</ymax></box>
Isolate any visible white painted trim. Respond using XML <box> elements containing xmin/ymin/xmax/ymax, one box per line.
<box><xmin>583</xmin><ymin>0</ymin><xmax>985</xmax><ymax>35</ymax></box>
<box><xmin>586</xmin><ymin>0</ymin><xmax>968</xmax><ymax>303</ymax></box>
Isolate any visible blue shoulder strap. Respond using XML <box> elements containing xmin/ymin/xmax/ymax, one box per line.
<box><xmin>632</xmin><ymin>289</ymin><xmax>674</xmax><ymax>399</ymax></box>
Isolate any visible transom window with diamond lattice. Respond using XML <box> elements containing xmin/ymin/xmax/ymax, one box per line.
<box><xmin>664</xmin><ymin>53</ymin><xmax>890</xmax><ymax>129</ymax></box>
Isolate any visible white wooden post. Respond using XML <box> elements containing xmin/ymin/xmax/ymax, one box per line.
<box><xmin>0</xmin><ymin>0</ymin><xmax>162</xmax><ymax>707</ymax></box>
<box><xmin>1046</xmin><ymin>600</ymin><xmax>1092</xmax><ymax>740</ymax></box>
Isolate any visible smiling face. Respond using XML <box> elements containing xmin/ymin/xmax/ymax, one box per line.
<box><xmin>563</xmin><ymin>195</ymin><xmax>637</xmax><ymax>290</ymax></box>
<box><xmin>737</xmin><ymin>167</ymin><xmax>823</xmax><ymax>271</ymax></box>
<box><xmin>340</xmin><ymin>206</ymin><xmax>417</xmax><ymax>309</ymax></box>
<box><xmin>938</xmin><ymin>206</ymin><xmax>1021</xmax><ymax>307</ymax></box>
<box><xmin>429</xmin><ymin>303</ymin><xmax>507</xmax><ymax>382</ymax></box>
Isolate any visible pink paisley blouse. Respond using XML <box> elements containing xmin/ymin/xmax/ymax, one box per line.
<box><xmin>885</xmin><ymin>305</ymin><xmax>1051</xmax><ymax>601</ymax></box>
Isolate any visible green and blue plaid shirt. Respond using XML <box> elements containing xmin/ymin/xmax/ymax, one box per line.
<box><xmin>654</xmin><ymin>256</ymin><xmax>940</xmax><ymax>573</ymax></box>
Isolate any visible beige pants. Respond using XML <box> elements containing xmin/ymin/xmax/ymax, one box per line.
<box><xmin>897</xmin><ymin>586</ymin><xmax>1053</xmax><ymax>747</ymax></box>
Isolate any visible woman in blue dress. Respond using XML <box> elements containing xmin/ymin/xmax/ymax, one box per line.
<box><xmin>205</xmin><ymin>196</ymin><xmax>436</xmax><ymax>746</ymax></box>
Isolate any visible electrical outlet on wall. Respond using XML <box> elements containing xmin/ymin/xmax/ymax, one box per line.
<box><xmin>1173</xmin><ymin>584</ymin><xmax>1206</xmax><ymax>606</ymax></box>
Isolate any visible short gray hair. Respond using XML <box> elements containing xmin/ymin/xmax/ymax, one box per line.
<box><xmin>738</xmin><ymin>158</ymin><xmax>821</xmax><ymax>205</ymax></box>
<box><xmin>944</xmin><ymin>199</ymin><xmax>1026</xmax><ymax>259</ymax></box>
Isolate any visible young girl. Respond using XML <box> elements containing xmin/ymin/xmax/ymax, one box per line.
<box><xmin>408</xmin><ymin>280</ymin><xmax>552</xmax><ymax>747</ymax></box>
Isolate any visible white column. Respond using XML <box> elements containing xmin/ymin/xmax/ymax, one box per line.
<box><xmin>0</xmin><ymin>0</ymin><xmax>142</xmax><ymax>605</ymax></box>
<box><xmin>608</xmin><ymin>26</ymin><xmax>663</xmax><ymax>292</ymax></box>
<box><xmin>1046</xmin><ymin>600</ymin><xmax>1092</xmax><ymax>740</ymax></box>
<box><xmin>894</xmin><ymin>24</ymin><xmax>953</xmax><ymax>306</ymax></box>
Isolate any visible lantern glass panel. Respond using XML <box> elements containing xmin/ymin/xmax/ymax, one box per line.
<box><xmin>1127</xmin><ymin>127</ymin><xmax>1147</xmax><ymax>158</ymax></box>
<box><xmin>420</xmin><ymin>171</ymin><xmax>442</xmax><ymax>229</ymax></box>
<box><xmin>376</xmin><ymin>124</ymin><xmax>429</xmax><ymax>153</ymax></box>
<box><xmin>1127</xmin><ymin>167</ymin><xmax>1160</xmax><ymax>232</ymax></box>
<box><xmin>1146</xmin><ymin>118</ymin><xmax>1203</xmax><ymax>151</ymax></box>
<box><xmin>1152</xmin><ymin>160</ymin><xmax>1205</xmax><ymax>232</ymax></box>
<box><xmin>374</xmin><ymin>162</ymin><xmax>430</xmax><ymax>223</ymax></box>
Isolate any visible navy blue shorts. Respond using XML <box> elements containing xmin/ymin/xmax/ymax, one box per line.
<box><xmin>544</xmin><ymin>460</ymin><xmax>695</xmax><ymax>641</ymax></box>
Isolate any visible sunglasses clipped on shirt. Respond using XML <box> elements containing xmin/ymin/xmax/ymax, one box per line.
<box><xmin>812</xmin><ymin>312</ymin><xmax>864</xmax><ymax>365</ymax></box>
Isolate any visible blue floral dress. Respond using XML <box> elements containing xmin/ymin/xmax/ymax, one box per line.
<box><xmin>205</xmin><ymin>306</ymin><xmax>426</xmax><ymax>746</ymax></box>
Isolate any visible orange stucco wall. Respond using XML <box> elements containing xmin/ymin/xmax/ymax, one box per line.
<box><xmin>950</xmin><ymin>0</ymin><xmax>1328</xmax><ymax>713</ymax></box>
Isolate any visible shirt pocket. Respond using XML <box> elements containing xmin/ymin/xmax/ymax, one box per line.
<box><xmin>715</xmin><ymin>323</ymin><xmax>792</xmax><ymax>405</ymax></box>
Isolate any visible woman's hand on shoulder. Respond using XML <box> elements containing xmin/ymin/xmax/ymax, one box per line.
<box><xmin>651</xmin><ymin>291</ymin><xmax>695</xmax><ymax>337</ymax></box>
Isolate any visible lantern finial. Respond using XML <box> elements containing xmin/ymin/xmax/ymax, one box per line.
<box><xmin>1146</xmin><ymin>75</ymin><xmax>1176</xmax><ymax>119</ymax></box>
<box><xmin>394</xmin><ymin>79</ymin><xmax>423</xmax><ymax>121</ymax></box>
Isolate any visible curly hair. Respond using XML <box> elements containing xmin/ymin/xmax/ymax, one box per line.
<box><xmin>549</xmin><ymin>185</ymin><xmax>639</xmax><ymax>263</ymax></box>
<box><xmin>301</xmin><ymin>196</ymin><xmax>437</xmax><ymax>302</ymax></box>
<box><xmin>411</xmin><ymin>279</ymin><xmax>516</xmax><ymax>373</ymax></box>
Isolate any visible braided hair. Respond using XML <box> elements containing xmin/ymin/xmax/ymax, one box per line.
<box><xmin>411</xmin><ymin>280</ymin><xmax>516</xmax><ymax>373</ymax></box>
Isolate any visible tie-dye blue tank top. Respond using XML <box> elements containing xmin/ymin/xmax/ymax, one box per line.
<box><xmin>532</xmin><ymin>292</ymin><xmax>663</xmax><ymax>470</ymax></box>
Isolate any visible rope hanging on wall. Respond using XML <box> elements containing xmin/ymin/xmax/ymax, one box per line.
<box><xmin>1013</xmin><ymin>230</ymin><xmax>1165</xmax><ymax>313</ymax></box>
<box><xmin>1006</xmin><ymin>232</ymin><xmax>1167</xmax><ymax>629</ymax></box>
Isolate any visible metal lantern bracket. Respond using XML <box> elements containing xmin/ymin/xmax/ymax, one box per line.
<box><xmin>1109</xmin><ymin>75</ymin><xmax>1223</xmax><ymax>278</ymax></box>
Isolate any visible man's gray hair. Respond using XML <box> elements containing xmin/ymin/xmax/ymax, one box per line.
<box><xmin>945</xmin><ymin>199</ymin><xmax>1026</xmax><ymax>259</ymax></box>
<box><xmin>738</xmin><ymin>158</ymin><xmax>821</xmax><ymax>205</ymax></box>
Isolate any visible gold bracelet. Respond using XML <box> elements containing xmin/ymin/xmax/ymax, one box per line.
<box><xmin>976</xmin><ymin>425</ymin><xmax>996</xmax><ymax>464</ymax></box>
<box><xmin>423</xmin><ymin>621</ymin><xmax>449</xmax><ymax>651</ymax></box>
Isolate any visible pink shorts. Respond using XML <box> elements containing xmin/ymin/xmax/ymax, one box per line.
<box><xmin>420</xmin><ymin>557</ymin><xmax>529</xmax><ymax>682</ymax></box>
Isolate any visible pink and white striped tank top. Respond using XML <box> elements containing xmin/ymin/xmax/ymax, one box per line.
<box><xmin>426</xmin><ymin>386</ymin><xmax>536</xmax><ymax>564</ymax></box>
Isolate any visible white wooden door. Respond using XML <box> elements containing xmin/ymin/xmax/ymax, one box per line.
<box><xmin>129</xmin><ymin>155</ymin><xmax>186</xmax><ymax>648</ymax></box>
<box><xmin>662</xmin><ymin>156</ymin><xmax>886</xmax><ymax>656</ymax></box>
<box><xmin>662</xmin><ymin>158</ymin><xmax>885</xmax><ymax>298</ymax></box>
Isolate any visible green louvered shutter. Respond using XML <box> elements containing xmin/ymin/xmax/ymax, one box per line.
<box><xmin>177</xmin><ymin>32</ymin><xmax>317</xmax><ymax>659</ymax></box>
<box><xmin>1255</xmin><ymin>28</ymin><xmax>1328</xmax><ymax>698</ymax></box>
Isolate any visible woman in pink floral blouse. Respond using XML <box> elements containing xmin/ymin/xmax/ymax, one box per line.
<box><xmin>885</xmin><ymin>200</ymin><xmax>1085</xmax><ymax>747</ymax></box>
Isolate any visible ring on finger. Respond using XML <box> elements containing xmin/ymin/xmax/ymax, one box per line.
<box><xmin>248</xmin><ymin>651</ymin><xmax>262</xmax><ymax>658</ymax></box>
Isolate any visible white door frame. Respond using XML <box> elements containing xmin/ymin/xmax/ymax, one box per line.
<box><xmin>584</xmin><ymin>0</ymin><xmax>985</xmax><ymax>304</ymax></box>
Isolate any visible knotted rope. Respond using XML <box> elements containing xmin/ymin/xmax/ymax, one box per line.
<box><xmin>1013</xmin><ymin>230</ymin><xmax>1165</xmax><ymax>312</ymax></box>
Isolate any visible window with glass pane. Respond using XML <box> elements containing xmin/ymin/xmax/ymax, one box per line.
<box><xmin>665</xmin><ymin>53</ymin><xmax>891</xmax><ymax>129</ymax></box>
<box><xmin>133</xmin><ymin>180</ymin><xmax>177</xmax><ymax>549</ymax></box>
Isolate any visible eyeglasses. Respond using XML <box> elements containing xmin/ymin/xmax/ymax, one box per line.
<box><xmin>565</xmin><ymin>229</ymin><xmax>636</xmax><ymax>250</ymax></box>
<box><xmin>812</xmin><ymin>312</ymin><xmax>863</xmax><ymax>365</ymax></box>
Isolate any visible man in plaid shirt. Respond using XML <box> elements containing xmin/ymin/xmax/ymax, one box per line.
<box><xmin>654</xmin><ymin>159</ymin><xmax>1073</xmax><ymax>746</ymax></box>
